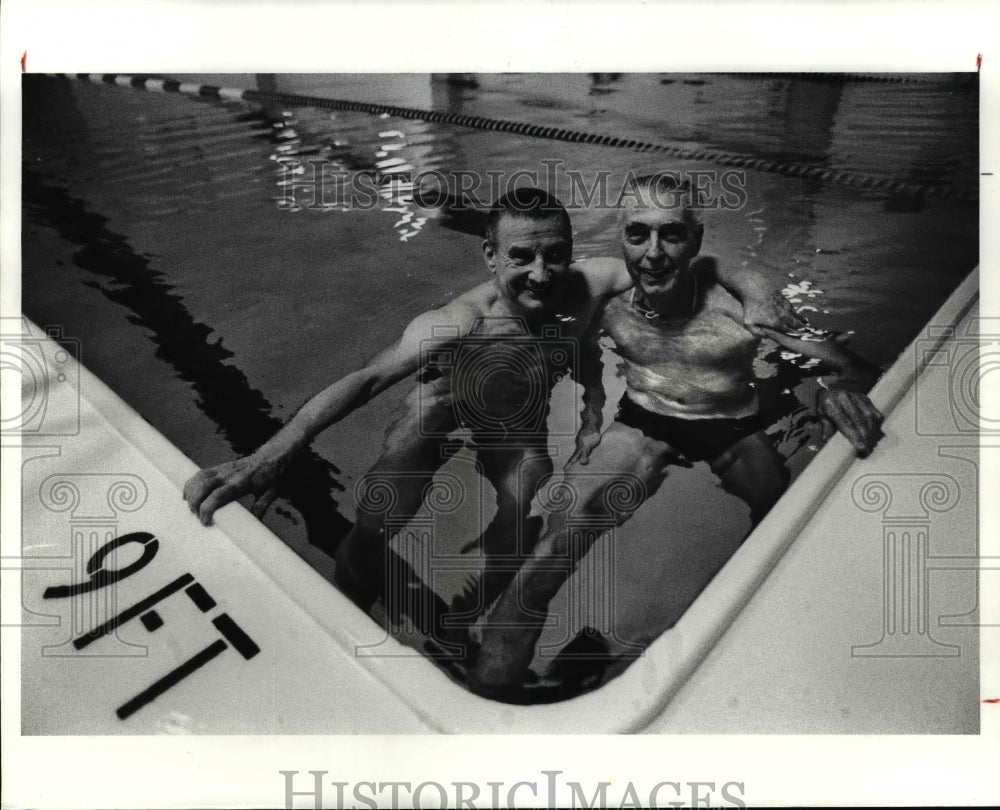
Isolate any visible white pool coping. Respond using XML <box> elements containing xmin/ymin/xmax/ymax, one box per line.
<box><xmin>15</xmin><ymin>266</ymin><xmax>979</xmax><ymax>733</ymax></box>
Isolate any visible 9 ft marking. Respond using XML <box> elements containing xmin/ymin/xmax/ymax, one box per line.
<box><xmin>43</xmin><ymin>532</ymin><xmax>260</xmax><ymax>720</ymax></box>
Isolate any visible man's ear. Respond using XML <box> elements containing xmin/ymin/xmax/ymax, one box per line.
<box><xmin>483</xmin><ymin>240</ymin><xmax>497</xmax><ymax>272</ymax></box>
<box><xmin>691</xmin><ymin>222</ymin><xmax>705</xmax><ymax>257</ymax></box>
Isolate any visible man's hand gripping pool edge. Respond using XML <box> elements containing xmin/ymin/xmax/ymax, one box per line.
<box><xmin>183</xmin><ymin>452</ymin><xmax>284</xmax><ymax>526</ymax></box>
<box><xmin>817</xmin><ymin>384</ymin><xmax>885</xmax><ymax>458</ymax></box>
<box><xmin>755</xmin><ymin>324</ymin><xmax>885</xmax><ymax>458</ymax></box>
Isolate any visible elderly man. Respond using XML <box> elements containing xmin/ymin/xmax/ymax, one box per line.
<box><xmin>184</xmin><ymin>185</ymin><xmax>797</xmax><ymax>627</ymax></box>
<box><xmin>469</xmin><ymin>175</ymin><xmax>884</xmax><ymax>698</ymax></box>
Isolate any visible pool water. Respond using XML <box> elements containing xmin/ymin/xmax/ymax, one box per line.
<box><xmin>21</xmin><ymin>73</ymin><xmax>978</xmax><ymax>697</ymax></box>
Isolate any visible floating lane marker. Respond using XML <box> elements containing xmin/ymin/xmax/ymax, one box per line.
<box><xmin>722</xmin><ymin>71</ymin><xmax>976</xmax><ymax>85</ymax></box>
<box><xmin>42</xmin><ymin>73</ymin><xmax>977</xmax><ymax>202</ymax></box>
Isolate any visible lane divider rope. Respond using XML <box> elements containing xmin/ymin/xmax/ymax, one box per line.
<box><xmin>722</xmin><ymin>72</ymin><xmax>977</xmax><ymax>86</ymax></box>
<box><xmin>44</xmin><ymin>73</ymin><xmax>977</xmax><ymax>202</ymax></box>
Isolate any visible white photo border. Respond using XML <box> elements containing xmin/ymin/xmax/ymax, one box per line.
<box><xmin>2</xmin><ymin>1</ymin><xmax>998</xmax><ymax>807</ymax></box>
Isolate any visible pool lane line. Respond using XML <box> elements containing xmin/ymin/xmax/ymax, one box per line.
<box><xmin>721</xmin><ymin>72</ymin><xmax>977</xmax><ymax>86</ymax></box>
<box><xmin>45</xmin><ymin>73</ymin><xmax>976</xmax><ymax>202</ymax></box>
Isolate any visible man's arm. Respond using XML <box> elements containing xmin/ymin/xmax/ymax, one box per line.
<box><xmin>699</xmin><ymin>256</ymin><xmax>804</xmax><ymax>334</ymax></box>
<box><xmin>567</xmin><ymin>325</ymin><xmax>606</xmax><ymax>466</ymax></box>
<box><xmin>759</xmin><ymin>326</ymin><xmax>884</xmax><ymax>457</ymax></box>
<box><xmin>573</xmin><ymin>256</ymin><xmax>802</xmax><ymax>334</ymax></box>
<box><xmin>183</xmin><ymin>306</ymin><xmax>467</xmax><ymax>525</ymax></box>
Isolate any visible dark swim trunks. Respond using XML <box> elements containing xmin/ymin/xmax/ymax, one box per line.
<box><xmin>614</xmin><ymin>394</ymin><xmax>766</xmax><ymax>463</ymax></box>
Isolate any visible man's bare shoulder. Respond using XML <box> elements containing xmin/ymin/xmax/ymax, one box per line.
<box><xmin>572</xmin><ymin>256</ymin><xmax>632</xmax><ymax>296</ymax></box>
<box><xmin>449</xmin><ymin>282</ymin><xmax>500</xmax><ymax>318</ymax></box>
<box><xmin>699</xmin><ymin>276</ymin><xmax>745</xmax><ymax>318</ymax></box>
<box><xmin>407</xmin><ymin>283</ymin><xmax>495</xmax><ymax>341</ymax></box>
<box><xmin>600</xmin><ymin>288</ymin><xmax>635</xmax><ymax>322</ymax></box>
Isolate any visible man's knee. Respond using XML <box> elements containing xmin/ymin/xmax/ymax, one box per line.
<box><xmin>334</xmin><ymin>528</ymin><xmax>383</xmax><ymax>611</ymax></box>
<box><xmin>635</xmin><ymin>439</ymin><xmax>676</xmax><ymax>477</ymax></box>
<box><xmin>350</xmin><ymin>508</ymin><xmax>389</xmax><ymax>537</ymax></box>
<box><xmin>491</xmin><ymin>451</ymin><xmax>551</xmax><ymax>497</ymax></box>
<box><xmin>578</xmin><ymin>469</ymin><xmax>655</xmax><ymax>524</ymax></box>
<box><xmin>752</xmin><ymin>464</ymin><xmax>789</xmax><ymax>513</ymax></box>
<box><xmin>532</xmin><ymin>528</ymin><xmax>578</xmax><ymax>562</ymax></box>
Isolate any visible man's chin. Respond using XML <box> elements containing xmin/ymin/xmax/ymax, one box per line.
<box><xmin>640</xmin><ymin>274</ymin><xmax>678</xmax><ymax>294</ymax></box>
<box><xmin>518</xmin><ymin>291</ymin><xmax>552</xmax><ymax>310</ymax></box>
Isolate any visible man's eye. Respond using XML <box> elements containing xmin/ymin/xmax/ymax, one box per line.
<box><xmin>626</xmin><ymin>228</ymin><xmax>647</xmax><ymax>244</ymax></box>
<box><xmin>661</xmin><ymin>226</ymin><xmax>687</xmax><ymax>243</ymax></box>
<box><xmin>546</xmin><ymin>249</ymin><xmax>567</xmax><ymax>262</ymax></box>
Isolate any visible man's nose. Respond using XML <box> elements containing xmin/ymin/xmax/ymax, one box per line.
<box><xmin>527</xmin><ymin>255</ymin><xmax>549</xmax><ymax>280</ymax></box>
<box><xmin>645</xmin><ymin>238</ymin><xmax>664</xmax><ymax>260</ymax></box>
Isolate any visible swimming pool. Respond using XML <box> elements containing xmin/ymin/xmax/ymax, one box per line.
<box><xmin>21</xmin><ymin>73</ymin><xmax>979</xmax><ymax>699</ymax></box>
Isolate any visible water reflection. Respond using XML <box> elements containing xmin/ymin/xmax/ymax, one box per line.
<box><xmin>21</xmin><ymin>73</ymin><xmax>977</xmax><ymax>703</ymax></box>
<box><xmin>259</xmin><ymin>73</ymin><xmax>460</xmax><ymax>241</ymax></box>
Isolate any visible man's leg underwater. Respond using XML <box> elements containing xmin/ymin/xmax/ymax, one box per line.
<box><xmin>708</xmin><ymin>430</ymin><xmax>790</xmax><ymax>526</ymax></box>
<box><xmin>333</xmin><ymin>398</ymin><xmax>455</xmax><ymax>613</ymax></box>
<box><xmin>469</xmin><ymin>422</ymin><xmax>677</xmax><ymax>697</ymax></box>
<box><xmin>446</xmin><ymin>445</ymin><xmax>553</xmax><ymax>630</ymax></box>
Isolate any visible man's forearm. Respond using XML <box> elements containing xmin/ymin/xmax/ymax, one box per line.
<box><xmin>577</xmin><ymin>334</ymin><xmax>606</xmax><ymax>429</ymax></box>
<box><xmin>762</xmin><ymin>327</ymin><xmax>880</xmax><ymax>392</ymax></box>
<box><xmin>581</xmin><ymin>387</ymin><xmax>605</xmax><ymax>429</ymax></box>
<box><xmin>255</xmin><ymin>369</ymin><xmax>374</xmax><ymax>463</ymax></box>
<box><xmin>826</xmin><ymin>353</ymin><xmax>881</xmax><ymax>393</ymax></box>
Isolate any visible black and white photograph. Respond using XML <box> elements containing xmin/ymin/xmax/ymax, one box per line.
<box><xmin>3</xmin><ymin>2</ymin><xmax>998</xmax><ymax>808</ymax></box>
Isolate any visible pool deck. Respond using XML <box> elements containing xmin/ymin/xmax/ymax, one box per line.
<box><xmin>6</xmin><ymin>267</ymin><xmax>987</xmax><ymax>734</ymax></box>
<box><xmin>652</xmin><ymin>274</ymin><xmax>984</xmax><ymax>734</ymax></box>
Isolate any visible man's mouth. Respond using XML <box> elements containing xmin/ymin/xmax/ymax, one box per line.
<box><xmin>640</xmin><ymin>264</ymin><xmax>673</xmax><ymax>280</ymax></box>
<box><xmin>523</xmin><ymin>280</ymin><xmax>550</xmax><ymax>297</ymax></box>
